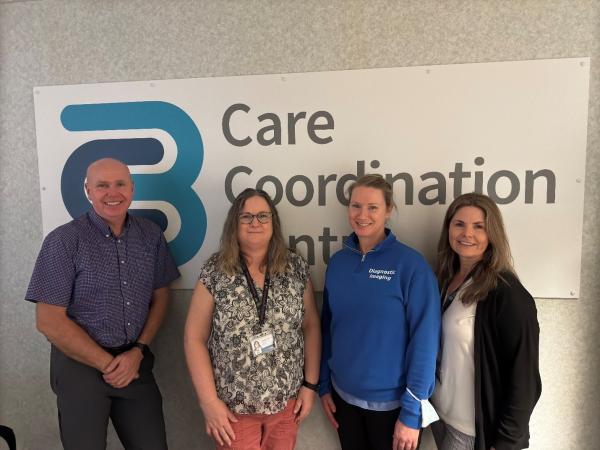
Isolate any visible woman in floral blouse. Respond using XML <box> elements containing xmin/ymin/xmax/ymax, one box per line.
<box><xmin>184</xmin><ymin>188</ymin><xmax>321</xmax><ymax>450</ymax></box>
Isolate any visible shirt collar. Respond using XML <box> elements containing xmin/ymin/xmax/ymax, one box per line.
<box><xmin>344</xmin><ymin>228</ymin><xmax>395</xmax><ymax>253</ymax></box>
<box><xmin>88</xmin><ymin>208</ymin><xmax>130</xmax><ymax>238</ymax></box>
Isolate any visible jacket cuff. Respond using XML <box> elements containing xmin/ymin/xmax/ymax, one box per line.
<box><xmin>398</xmin><ymin>408</ymin><xmax>420</xmax><ymax>429</ymax></box>
<box><xmin>319</xmin><ymin>380</ymin><xmax>331</xmax><ymax>397</ymax></box>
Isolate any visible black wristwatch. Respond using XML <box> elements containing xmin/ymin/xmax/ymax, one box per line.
<box><xmin>302</xmin><ymin>379</ymin><xmax>319</xmax><ymax>392</ymax></box>
<box><xmin>132</xmin><ymin>342</ymin><xmax>148</xmax><ymax>354</ymax></box>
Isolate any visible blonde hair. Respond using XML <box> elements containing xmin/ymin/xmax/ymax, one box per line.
<box><xmin>347</xmin><ymin>174</ymin><xmax>396</xmax><ymax>210</ymax></box>
<box><xmin>436</xmin><ymin>193</ymin><xmax>515</xmax><ymax>305</ymax></box>
<box><xmin>217</xmin><ymin>188</ymin><xmax>289</xmax><ymax>276</ymax></box>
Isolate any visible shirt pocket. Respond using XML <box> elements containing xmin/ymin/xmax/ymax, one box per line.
<box><xmin>452</xmin><ymin>313</ymin><xmax>476</xmax><ymax>343</ymax></box>
<box><xmin>457</xmin><ymin>313</ymin><xmax>476</xmax><ymax>324</ymax></box>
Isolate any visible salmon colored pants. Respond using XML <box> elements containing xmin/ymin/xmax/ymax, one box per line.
<box><xmin>216</xmin><ymin>399</ymin><xmax>299</xmax><ymax>450</ymax></box>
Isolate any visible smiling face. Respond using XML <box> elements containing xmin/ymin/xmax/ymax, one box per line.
<box><xmin>348</xmin><ymin>186</ymin><xmax>391</xmax><ymax>252</ymax></box>
<box><xmin>85</xmin><ymin>159</ymin><xmax>133</xmax><ymax>230</ymax></box>
<box><xmin>448</xmin><ymin>206</ymin><xmax>489</xmax><ymax>269</ymax></box>
<box><xmin>237</xmin><ymin>195</ymin><xmax>273</xmax><ymax>253</ymax></box>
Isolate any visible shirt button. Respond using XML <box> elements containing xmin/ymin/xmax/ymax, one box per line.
<box><xmin>123</xmin><ymin>281</ymin><xmax>127</xmax><ymax>285</ymax></box>
<box><xmin>127</xmin><ymin>322</ymin><xmax>131</xmax><ymax>326</ymax></box>
<box><xmin>105</xmin><ymin>234</ymin><xmax>110</xmax><ymax>238</ymax></box>
<box><xmin>117</xmin><ymin>240</ymin><xmax>122</xmax><ymax>243</ymax></box>
<box><xmin>120</xmin><ymin>260</ymin><xmax>125</xmax><ymax>264</ymax></box>
<box><xmin>126</xmin><ymin>302</ymin><xmax>131</xmax><ymax>305</ymax></box>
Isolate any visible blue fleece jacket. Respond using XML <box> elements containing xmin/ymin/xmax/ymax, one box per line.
<box><xmin>319</xmin><ymin>229</ymin><xmax>440</xmax><ymax>428</ymax></box>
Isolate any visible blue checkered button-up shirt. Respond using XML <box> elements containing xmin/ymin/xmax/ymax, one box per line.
<box><xmin>26</xmin><ymin>209</ymin><xmax>180</xmax><ymax>347</ymax></box>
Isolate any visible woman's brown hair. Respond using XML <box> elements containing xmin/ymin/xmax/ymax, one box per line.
<box><xmin>217</xmin><ymin>188</ymin><xmax>289</xmax><ymax>276</ymax></box>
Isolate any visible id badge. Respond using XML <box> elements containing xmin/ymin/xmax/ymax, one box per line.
<box><xmin>250</xmin><ymin>331</ymin><xmax>275</xmax><ymax>356</ymax></box>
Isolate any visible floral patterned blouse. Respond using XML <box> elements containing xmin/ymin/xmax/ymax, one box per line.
<box><xmin>198</xmin><ymin>251</ymin><xmax>309</xmax><ymax>415</ymax></box>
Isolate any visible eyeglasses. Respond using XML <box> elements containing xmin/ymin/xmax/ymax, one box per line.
<box><xmin>238</xmin><ymin>212</ymin><xmax>273</xmax><ymax>224</ymax></box>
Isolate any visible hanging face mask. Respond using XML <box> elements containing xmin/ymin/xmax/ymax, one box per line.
<box><xmin>406</xmin><ymin>388</ymin><xmax>440</xmax><ymax>428</ymax></box>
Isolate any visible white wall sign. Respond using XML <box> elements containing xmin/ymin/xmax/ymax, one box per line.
<box><xmin>33</xmin><ymin>58</ymin><xmax>590</xmax><ymax>297</ymax></box>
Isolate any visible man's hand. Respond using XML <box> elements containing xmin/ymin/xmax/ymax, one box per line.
<box><xmin>393</xmin><ymin>420</ymin><xmax>419</xmax><ymax>450</ymax></box>
<box><xmin>293</xmin><ymin>386</ymin><xmax>316</xmax><ymax>424</ymax></box>
<box><xmin>102</xmin><ymin>348</ymin><xmax>143</xmax><ymax>388</ymax></box>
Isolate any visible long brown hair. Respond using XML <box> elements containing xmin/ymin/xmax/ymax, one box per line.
<box><xmin>217</xmin><ymin>188</ymin><xmax>289</xmax><ymax>276</ymax></box>
<box><xmin>436</xmin><ymin>192</ymin><xmax>515</xmax><ymax>305</ymax></box>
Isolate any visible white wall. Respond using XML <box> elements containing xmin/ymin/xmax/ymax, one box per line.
<box><xmin>1</xmin><ymin>1</ymin><xmax>598</xmax><ymax>449</ymax></box>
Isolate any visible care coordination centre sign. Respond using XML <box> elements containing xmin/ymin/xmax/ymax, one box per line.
<box><xmin>33</xmin><ymin>58</ymin><xmax>590</xmax><ymax>297</ymax></box>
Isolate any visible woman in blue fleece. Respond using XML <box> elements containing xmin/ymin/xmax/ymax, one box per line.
<box><xmin>319</xmin><ymin>174</ymin><xmax>441</xmax><ymax>450</ymax></box>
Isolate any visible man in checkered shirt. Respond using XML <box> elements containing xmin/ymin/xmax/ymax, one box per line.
<box><xmin>26</xmin><ymin>158</ymin><xmax>180</xmax><ymax>449</ymax></box>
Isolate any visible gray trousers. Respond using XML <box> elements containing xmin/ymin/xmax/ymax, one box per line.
<box><xmin>431</xmin><ymin>420</ymin><xmax>475</xmax><ymax>450</ymax></box>
<box><xmin>50</xmin><ymin>345</ymin><xmax>168</xmax><ymax>450</ymax></box>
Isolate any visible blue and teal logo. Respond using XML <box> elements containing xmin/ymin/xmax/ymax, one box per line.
<box><xmin>60</xmin><ymin>101</ymin><xmax>205</xmax><ymax>266</ymax></box>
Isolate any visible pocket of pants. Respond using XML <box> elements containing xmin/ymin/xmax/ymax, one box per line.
<box><xmin>267</xmin><ymin>400</ymin><xmax>299</xmax><ymax>439</ymax></box>
<box><xmin>137</xmin><ymin>346</ymin><xmax>156</xmax><ymax>382</ymax></box>
<box><xmin>50</xmin><ymin>345</ymin><xmax>67</xmax><ymax>392</ymax></box>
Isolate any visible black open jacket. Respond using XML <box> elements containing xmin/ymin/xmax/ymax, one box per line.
<box><xmin>473</xmin><ymin>272</ymin><xmax>542</xmax><ymax>450</ymax></box>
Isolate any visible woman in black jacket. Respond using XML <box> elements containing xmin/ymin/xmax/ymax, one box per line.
<box><xmin>431</xmin><ymin>193</ymin><xmax>541</xmax><ymax>450</ymax></box>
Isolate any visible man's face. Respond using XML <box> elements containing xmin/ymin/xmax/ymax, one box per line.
<box><xmin>85</xmin><ymin>159</ymin><xmax>134</xmax><ymax>226</ymax></box>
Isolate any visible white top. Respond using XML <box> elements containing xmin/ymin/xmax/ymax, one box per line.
<box><xmin>431</xmin><ymin>286</ymin><xmax>477</xmax><ymax>436</ymax></box>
